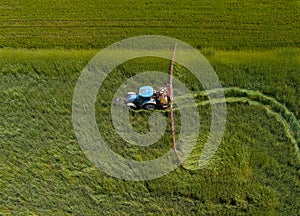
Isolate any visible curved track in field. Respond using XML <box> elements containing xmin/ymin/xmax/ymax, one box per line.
<box><xmin>125</xmin><ymin>87</ymin><xmax>300</xmax><ymax>169</ymax></box>
<box><xmin>183</xmin><ymin>87</ymin><xmax>300</xmax><ymax>170</ymax></box>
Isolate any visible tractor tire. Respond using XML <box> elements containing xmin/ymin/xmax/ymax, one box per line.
<box><xmin>144</xmin><ymin>104</ymin><xmax>156</xmax><ymax>110</ymax></box>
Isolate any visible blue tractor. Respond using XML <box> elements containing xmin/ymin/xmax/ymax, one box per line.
<box><xmin>125</xmin><ymin>86</ymin><xmax>169</xmax><ymax>110</ymax></box>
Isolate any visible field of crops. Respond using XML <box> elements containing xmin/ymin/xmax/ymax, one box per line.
<box><xmin>1</xmin><ymin>0</ymin><xmax>300</xmax><ymax>215</ymax></box>
<box><xmin>0</xmin><ymin>48</ymin><xmax>299</xmax><ymax>215</ymax></box>
<box><xmin>1</xmin><ymin>0</ymin><xmax>300</xmax><ymax>49</ymax></box>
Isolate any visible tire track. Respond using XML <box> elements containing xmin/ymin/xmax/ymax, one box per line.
<box><xmin>183</xmin><ymin>87</ymin><xmax>300</xmax><ymax>169</ymax></box>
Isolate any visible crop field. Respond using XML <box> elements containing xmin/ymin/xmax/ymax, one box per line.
<box><xmin>1</xmin><ymin>0</ymin><xmax>300</xmax><ymax>49</ymax></box>
<box><xmin>1</xmin><ymin>48</ymin><xmax>299</xmax><ymax>215</ymax></box>
<box><xmin>1</xmin><ymin>0</ymin><xmax>300</xmax><ymax>215</ymax></box>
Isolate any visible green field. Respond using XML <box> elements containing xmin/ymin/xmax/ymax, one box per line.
<box><xmin>1</xmin><ymin>0</ymin><xmax>300</xmax><ymax>49</ymax></box>
<box><xmin>1</xmin><ymin>0</ymin><xmax>300</xmax><ymax>215</ymax></box>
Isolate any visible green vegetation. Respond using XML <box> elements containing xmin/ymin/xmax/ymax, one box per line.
<box><xmin>1</xmin><ymin>0</ymin><xmax>300</xmax><ymax>49</ymax></box>
<box><xmin>0</xmin><ymin>49</ymin><xmax>299</xmax><ymax>215</ymax></box>
<box><xmin>1</xmin><ymin>0</ymin><xmax>299</xmax><ymax>215</ymax></box>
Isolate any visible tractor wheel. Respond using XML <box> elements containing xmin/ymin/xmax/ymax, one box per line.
<box><xmin>126</xmin><ymin>103</ymin><xmax>138</xmax><ymax>110</ymax></box>
<box><xmin>144</xmin><ymin>104</ymin><xmax>156</xmax><ymax>110</ymax></box>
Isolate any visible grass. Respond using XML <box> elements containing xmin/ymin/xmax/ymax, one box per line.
<box><xmin>1</xmin><ymin>0</ymin><xmax>300</xmax><ymax>214</ymax></box>
<box><xmin>0</xmin><ymin>49</ymin><xmax>299</xmax><ymax>215</ymax></box>
<box><xmin>184</xmin><ymin>86</ymin><xmax>300</xmax><ymax>170</ymax></box>
<box><xmin>0</xmin><ymin>0</ymin><xmax>299</xmax><ymax>49</ymax></box>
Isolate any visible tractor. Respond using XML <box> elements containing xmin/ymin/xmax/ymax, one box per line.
<box><xmin>125</xmin><ymin>85</ymin><xmax>170</xmax><ymax>110</ymax></box>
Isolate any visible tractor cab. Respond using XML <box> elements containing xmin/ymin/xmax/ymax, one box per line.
<box><xmin>125</xmin><ymin>86</ymin><xmax>157</xmax><ymax>110</ymax></box>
